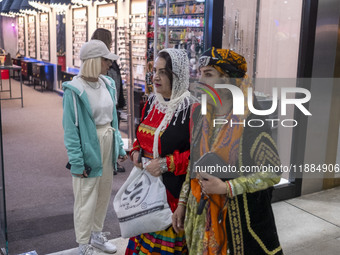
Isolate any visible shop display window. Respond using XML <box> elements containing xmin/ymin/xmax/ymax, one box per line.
<box><xmin>117</xmin><ymin>25</ymin><xmax>130</xmax><ymax>83</ymax></box>
<box><xmin>28</xmin><ymin>15</ymin><xmax>37</xmax><ymax>59</ymax></box>
<box><xmin>222</xmin><ymin>0</ymin><xmax>257</xmax><ymax>78</ymax></box>
<box><xmin>72</xmin><ymin>7</ymin><xmax>88</xmax><ymax>68</ymax></box>
<box><xmin>17</xmin><ymin>17</ymin><xmax>25</xmax><ymax>57</ymax></box>
<box><xmin>222</xmin><ymin>0</ymin><xmax>303</xmax><ymax>79</ymax></box>
<box><xmin>147</xmin><ymin>0</ymin><xmax>206</xmax><ymax>80</ymax></box>
<box><xmin>40</xmin><ymin>13</ymin><xmax>50</xmax><ymax>61</ymax></box>
<box><xmin>97</xmin><ymin>3</ymin><xmax>117</xmax><ymax>54</ymax></box>
<box><xmin>222</xmin><ymin>0</ymin><xmax>303</xmax><ymax>181</ymax></box>
<box><xmin>130</xmin><ymin>12</ymin><xmax>147</xmax><ymax>90</ymax></box>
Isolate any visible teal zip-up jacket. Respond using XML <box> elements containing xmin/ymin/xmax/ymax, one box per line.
<box><xmin>62</xmin><ymin>75</ymin><xmax>126</xmax><ymax>177</ymax></box>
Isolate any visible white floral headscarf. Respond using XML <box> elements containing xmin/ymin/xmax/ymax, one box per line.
<box><xmin>149</xmin><ymin>48</ymin><xmax>197</xmax><ymax>158</ymax></box>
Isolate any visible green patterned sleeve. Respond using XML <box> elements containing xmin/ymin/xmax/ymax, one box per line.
<box><xmin>179</xmin><ymin>164</ymin><xmax>191</xmax><ymax>206</ymax></box>
<box><xmin>226</xmin><ymin>132</ymin><xmax>282</xmax><ymax>198</ymax></box>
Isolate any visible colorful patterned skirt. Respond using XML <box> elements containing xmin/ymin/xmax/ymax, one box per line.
<box><xmin>125</xmin><ymin>226</ymin><xmax>188</xmax><ymax>255</ymax></box>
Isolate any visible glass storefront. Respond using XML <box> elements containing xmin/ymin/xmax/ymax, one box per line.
<box><xmin>222</xmin><ymin>0</ymin><xmax>303</xmax><ymax>190</ymax></box>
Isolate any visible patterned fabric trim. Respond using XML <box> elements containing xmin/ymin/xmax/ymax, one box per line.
<box><xmin>125</xmin><ymin>227</ymin><xmax>188</xmax><ymax>255</ymax></box>
<box><xmin>243</xmin><ymin>193</ymin><xmax>282</xmax><ymax>255</ymax></box>
<box><xmin>225</xmin><ymin>181</ymin><xmax>234</xmax><ymax>198</ymax></box>
<box><xmin>138</xmin><ymin>123</ymin><xmax>165</xmax><ymax>136</ymax></box>
<box><xmin>179</xmin><ymin>168</ymin><xmax>190</xmax><ymax>204</ymax></box>
<box><xmin>167</xmin><ymin>154</ymin><xmax>176</xmax><ymax>172</ymax></box>
<box><xmin>228</xmin><ymin>197</ymin><xmax>244</xmax><ymax>255</ymax></box>
<box><xmin>178</xmin><ymin>201</ymin><xmax>187</xmax><ymax>207</ymax></box>
<box><xmin>251</xmin><ymin>132</ymin><xmax>281</xmax><ymax>166</ymax></box>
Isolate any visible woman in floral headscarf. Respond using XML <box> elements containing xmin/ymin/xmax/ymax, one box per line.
<box><xmin>173</xmin><ymin>48</ymin><xmax>283</xmax><ymax>255</ymax></box>
<box><xmin>125</xmin><ymin>49</ymin><xmax>197</xmax><ymax>255</ymax></box>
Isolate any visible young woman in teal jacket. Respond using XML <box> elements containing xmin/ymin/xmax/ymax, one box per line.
<box><xmin>63</xmin><ymin>40</ymin><xmax>127</xmax><ymax>255</ymax></box>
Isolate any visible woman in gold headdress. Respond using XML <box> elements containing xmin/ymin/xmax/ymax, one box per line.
<box><xmin>173</xmin><ymin>47</ymin><xmax>283</xmax><ymax>255</ymax></box>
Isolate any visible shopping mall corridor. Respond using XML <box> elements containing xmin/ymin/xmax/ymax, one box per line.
<box><xmin>1</xmin><ymin>79</ymin><xmax>133</xmax><ymax>254</ymax></box>
<box><xmin>1</xmin><ymin>79</ymin><xmax>340</xmax><ymax>255</ymax></box>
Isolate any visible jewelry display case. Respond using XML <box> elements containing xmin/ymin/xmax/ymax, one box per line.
<box><xmin>130</xmin><ymin>13</ymin><xmax>147</xmax><ymax>90</ymax></box>
<box><xmin>147</xmin><ymin>0</ymin><xmax>206</xmax><ymax>80</ymax></box>
<box><xmin>28</xmin><ymin>15</ymin><xmax>37</xmax><ymax>59</ymax></box>
<box><xmin>17</xmin><ymin>17</ymin><xmax>25</xmax><ymax>56</ymax></box>
<box><xmin>117</xmin><ymin>25</ymin><xmax>130</xmax><ymax>83</ymax></box>
<box><xmin>40</xmin><ymin>13</ymin><xmax>50</xmax><ymax>61</ymax></box>
<box><xmin>97</xmin><ymin>3</ymin><xmax>117</xmax><ymax>54</ymax></box>
<box><xmin>72</xmin><ymin>7</ymin><xmax>88</xmax><ymax>67</ymax></box>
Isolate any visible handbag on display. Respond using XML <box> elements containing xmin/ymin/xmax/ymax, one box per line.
<box><xmin>113</xmin><ymin>166</ymin><xmax>172</xmax><ymax>238</ymax></box>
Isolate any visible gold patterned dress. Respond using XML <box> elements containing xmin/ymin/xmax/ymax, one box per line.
<box><xmin>180</xmin><ymin>106</ymin><xmax>283</xmax><ymax>255</ymax></box>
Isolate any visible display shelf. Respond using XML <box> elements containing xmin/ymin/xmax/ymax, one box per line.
<box><xmin>151</xmin><ymin>14</ymin><xmax>204</xmax><ymax>18</ymax></box>
<box><xmin>40</xmin><ymin>13</ymin><xmax>50</xmax><ymax>61</ymax></box>
<box><xmin>147</xmin><ymin>0</ymin><xmax>205</xmax><ymax>80</ymax></box>
<box><xmin>28</xmin><ymin>15</ymin><xmax>36</xmax><ymax>59</ymax></box>
<box><xmin>97</xmin><ymin>3</ymin><xmax>117</xmax><ymax>54</ymax></box>
<box><xmin>17</xmin><ymin>17</ymin><xmax>25</xmax><ymax>56</ymax></box>
<box><xmin>130</xmin><ymin>13</ymin><xmax>147</xmax><ymax>89</ymax></box>
<box><xmin>72</xmin><ymin>7</ymin><xmax>88</xmax><ymax>68</ymax></box>
<box><xmin>117</xmin><ymin>25</ymin><xmax>130</xmax><ymax>82</ymax></box>
<box><xmin>159</xmin><ymin>0</ymin><xmax>204</xmax><ymax>6</ymax></box>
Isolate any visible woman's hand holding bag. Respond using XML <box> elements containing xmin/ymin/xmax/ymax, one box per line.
<box><xmin>113</xmin><ymin>166</ymin><xmax>173</xmax><ymax>238</ymax></box>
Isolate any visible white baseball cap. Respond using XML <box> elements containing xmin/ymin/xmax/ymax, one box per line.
<box><xmin>80</xmin><ymin>39</ymin><xmax>119</xmax><ymax>61</ymax></box>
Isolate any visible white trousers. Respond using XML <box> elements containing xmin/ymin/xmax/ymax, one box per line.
<box><xmin>72</xmin><ymin>124</ymin><xmax>115</xmax><ymax>244</ymax></box>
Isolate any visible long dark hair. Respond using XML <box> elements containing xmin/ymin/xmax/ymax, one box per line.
<box><xmin>157</xmin><ymin>51</ymin><xmax>178</xmax><ymax>89</ymax></box>
<box><xmin>91</xmin><ymin>28</ymin><xmax>112</xmax><ymax>49</ymax></box>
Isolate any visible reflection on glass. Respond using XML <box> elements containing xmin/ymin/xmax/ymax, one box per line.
<box><xmin>222</xmin><ymin>0</ymin><xmax>303</xmax><ymax>183</ymax></box>
<box><xmin>222</xmin><ymin>0</ymin><xmax>258</xmax><ymax>78</ymax></box>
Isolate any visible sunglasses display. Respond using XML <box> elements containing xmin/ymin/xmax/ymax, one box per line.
<box><xmin>130</xmin><ymin>13</ymin><xmax>147</xmax><ymax>88</ymax></box>
<box><xmin>117</xmin><ymin>25</ymin><xmax>130</xmax><ymax>82</ymax></box>
<box><xmin>40</xmin><ymin>13</ymin><xmax>50</xmax><ymax>61</ymax></box>
<box><xmin>18</xmin><ymin>17</ymin><xmax>25</xmax><ymax>57</ymax></box>
<box><xmin>28</xmin><ymin>15</ymin><xmax>36</xmax><ymax>59</ymax></box>
<box><xmin>97</xmin><ymin>3</ymin><xmax>118</xmax><ymax>54</ymax></box>
<box><xmin>72</xmin><ymin>7</ymin><xmax>88</xmax><ymax>68</ymax></box>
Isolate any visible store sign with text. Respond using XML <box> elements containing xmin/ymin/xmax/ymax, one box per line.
<box><xmin>158</xmin><ymin>17</ymin><xmax>203</xmax><ymax>27</ymax></box>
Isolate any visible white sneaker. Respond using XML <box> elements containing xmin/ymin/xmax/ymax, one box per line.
<box><xmin>79</xmin><ymin>244</ymin><xmax>97</xmax><ymax>255</ymax></box>
<box><xmin>91</xmin><ymin>231</ymin><xmax>117</xmax><ymax>254</ymax></box>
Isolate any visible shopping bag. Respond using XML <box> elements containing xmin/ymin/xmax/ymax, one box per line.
<box><xmin>113</xmin><ymin>166</ymin><xmax>172</xmax><ymax>238</ymax></box>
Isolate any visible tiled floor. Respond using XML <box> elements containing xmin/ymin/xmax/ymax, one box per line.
<box><xmin>47</xmin><ymin>186</ymin><xmax>340</xmax><ymax>255</ymax></box>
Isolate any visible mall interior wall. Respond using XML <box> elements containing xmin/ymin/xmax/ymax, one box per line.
<box><xmin>1</xmin><ymin>16</ymin><xmax>18</xmax><ymax>58</ymax></box>
<box><xmin>302</xmin><ymin>0</ymin><xmax>340</xmax><ymax>195</ymax></box>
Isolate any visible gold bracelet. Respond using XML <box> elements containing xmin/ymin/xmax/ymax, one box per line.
<box><xmin>178</xmin><ymin>201</ymin><xmax>187</xmax><ymax>207</ymax></box>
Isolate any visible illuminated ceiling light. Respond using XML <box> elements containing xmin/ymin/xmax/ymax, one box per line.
<box><xmin>20</xmin><ymin>0</ymin><xmax>39</xmax><ymax>15</ymax></box>
<box><xmin>28</xmin><ymin>0</ymin><xmax>50</xmax><ymax>13</ymax></box>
